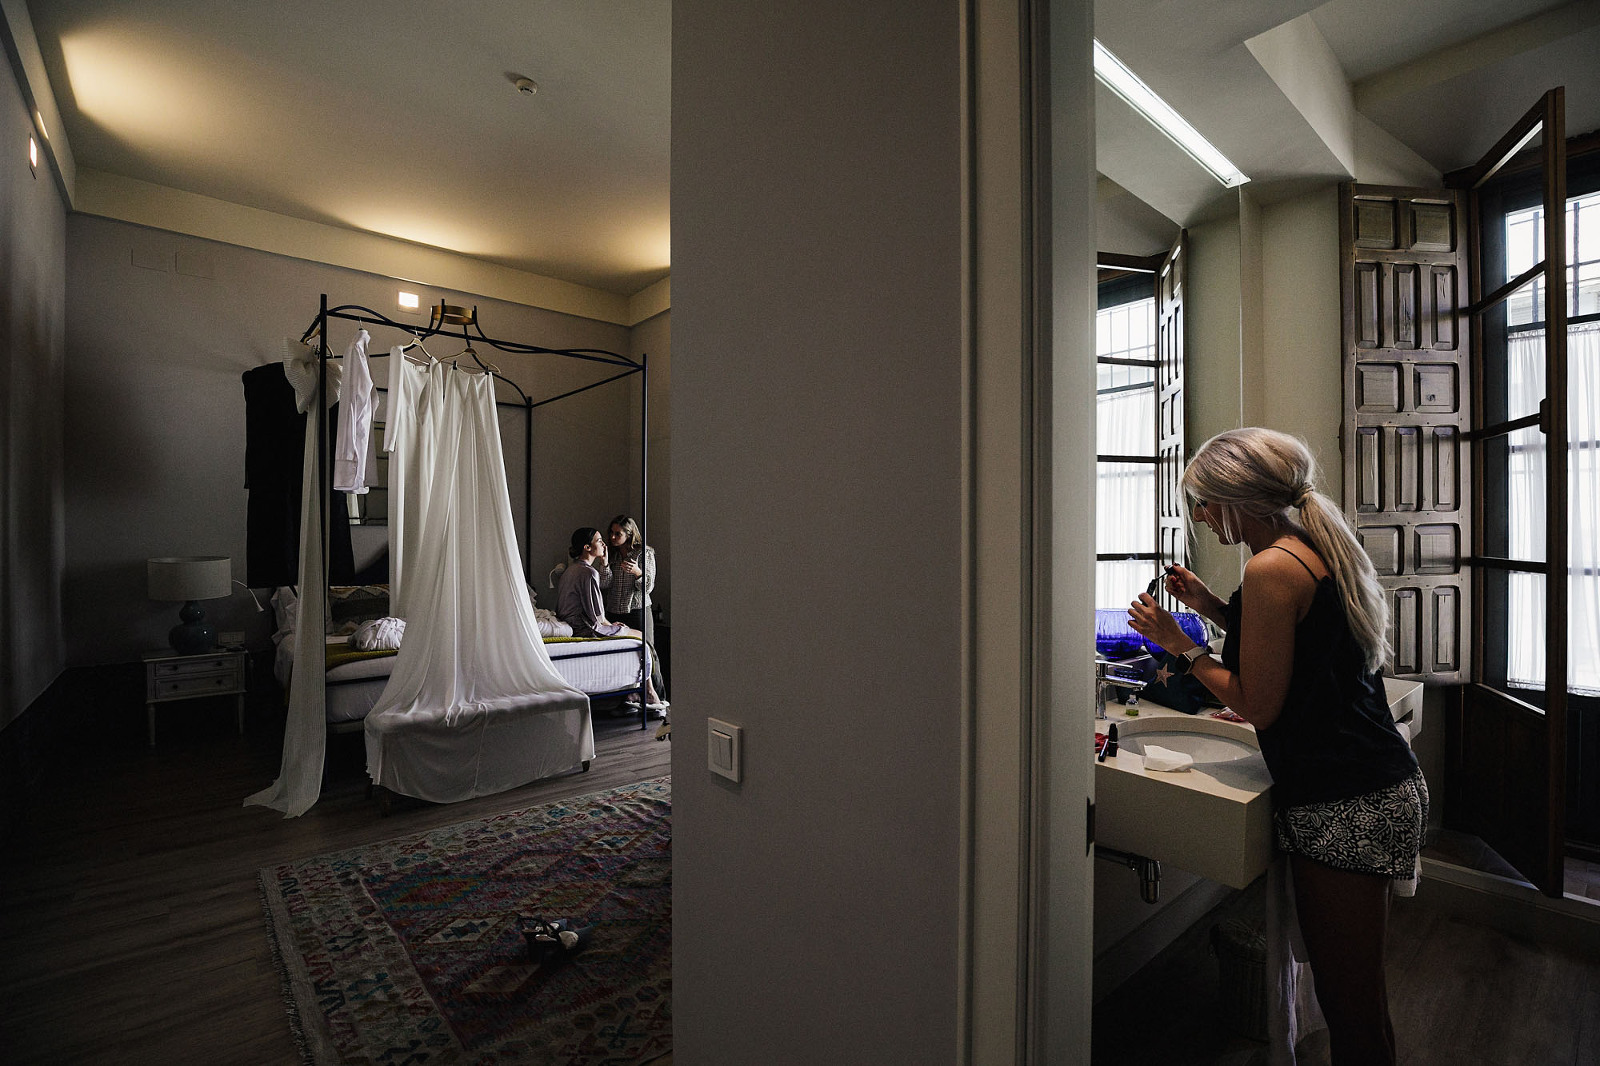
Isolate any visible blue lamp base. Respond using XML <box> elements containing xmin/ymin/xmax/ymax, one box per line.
<box><xmin>169</xmin><ymin>601</ymin><xmax>216</xmax><ymax>655</ymax></box>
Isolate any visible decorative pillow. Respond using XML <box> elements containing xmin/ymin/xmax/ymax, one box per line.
<box><xmin>327</xmin><ymin>584</ymin><xmax>391</xmax><ymax>630</ymax></box>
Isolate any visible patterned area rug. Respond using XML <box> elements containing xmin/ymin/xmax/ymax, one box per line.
<box><xmin>260</xmin><ymin>778</ymin><xmax>671</xmax><ymax>1065</ymax></box>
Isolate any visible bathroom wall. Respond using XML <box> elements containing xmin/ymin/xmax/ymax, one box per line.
<box><xmin>1182</xmin><ymin>182</ymin><xmax>1447</xmax><ymax>818</ymax></box>
<box><xmin>1184</xmin><ymin>212</ymin><xmax>1247</xmax><ymax>592</ymax></box>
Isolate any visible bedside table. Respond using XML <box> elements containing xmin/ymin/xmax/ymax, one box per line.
<box><xmin>143</xmin><ymin>648</ymin><xmax>247</xmax><ymax>747</ymax></box>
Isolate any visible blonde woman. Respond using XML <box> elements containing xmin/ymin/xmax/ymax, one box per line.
<box><xmin>1127</xmin><ymin>428</ymin><xmax>1425</xmax><ymax>1066</ymax></box>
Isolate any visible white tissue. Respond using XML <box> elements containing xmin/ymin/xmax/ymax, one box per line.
<box><xmin>1139</xmin><ymin>744</ymin><xmax>1194</xmax><ymax>772</ymax></box>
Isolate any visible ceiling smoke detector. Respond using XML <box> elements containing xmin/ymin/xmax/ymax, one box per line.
<box><xmin>513</xmin><ymin>76</ymin><xmax>538</xmax><ymax>96</ymax></box>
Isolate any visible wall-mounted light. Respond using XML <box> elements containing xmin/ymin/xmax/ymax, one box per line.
<box><xmin>29</xmin><ymin>136</ymin><xmax>38</xmax><ymax>175</ymax></box>
<box><xmin>397</xmin><ymin>291</ymin><xmax>420</xmax><ymax>312</ymax></box>
<box><xmin>1093</xmin><ymin>40</ymin><xmax>1249</xmax><ymax>189</ymax></box>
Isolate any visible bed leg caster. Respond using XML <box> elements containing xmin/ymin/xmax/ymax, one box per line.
<box><xmin>581</xmin><ymin>760</ymin><xmax>591</xmax><ymax>772</ymax></box>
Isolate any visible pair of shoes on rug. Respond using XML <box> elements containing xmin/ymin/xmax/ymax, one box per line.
<box><xmin>519</xmin><ymin>916</ymin><xmax>594</xmax><ymax>964</ymax></box>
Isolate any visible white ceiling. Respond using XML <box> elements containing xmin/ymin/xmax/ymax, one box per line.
<box><xmin>19</xmin><ymin>0</ymin><xmax>1600</xmax><ymax>289</ymax></box>
<box><xmin>26</xmin><ymin>0</ymin><xmax>671</xmax><ymax>296</ymax></box>
<box><xmin>1094</xmin><ymin>0</ymin><xmax>1600</xmax><ymax>250</ymax></box>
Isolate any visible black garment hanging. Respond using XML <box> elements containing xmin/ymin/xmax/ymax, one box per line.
<box><xmin>242</xmin><ymin>363</ymin><xmax>355</xmax><ymax>587</ymax></box>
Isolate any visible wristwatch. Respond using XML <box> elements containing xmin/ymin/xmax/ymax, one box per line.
<box><xmin>1171</xmin><ymin>644</ymin><xmax>1209</xmax><ymax>674</ymax></box>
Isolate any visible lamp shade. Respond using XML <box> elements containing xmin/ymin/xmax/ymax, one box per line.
<box><xmin>147</xmin><ymin>556</ymin><xmax>233</xmax><ymax>602</ymax></box>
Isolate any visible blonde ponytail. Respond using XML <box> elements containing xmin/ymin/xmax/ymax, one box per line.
<box><xmin>1182</xmin><ymin>428</ymin><xmax>1391</xmax><ymax>673</ymax></box>
<box><xmin>1294</xmin><ymin>489</ymin><xmax>1391</xmax><ymax>674</ymax></box>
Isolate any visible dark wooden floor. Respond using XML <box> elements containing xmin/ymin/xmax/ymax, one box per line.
<box><xmin>1094</xmin><ymin>863</ymin><xmax>1600</xmax><ymax>1066</ymax></box>
<box><xmin>0</xmin><ymin>691</ymin><xmax>672</xmax><ymax>1066</ymax></box>
<box><xmin>11</xmin><ymin>688</ymin><xmax>1599</xmax><ymax>1066</ymax></box>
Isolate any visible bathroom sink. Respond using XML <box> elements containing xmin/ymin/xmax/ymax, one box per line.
<box><xmin>1095</xmin><ymin>679</ymin><xmax>1423</xmax><ymax>889</ymax></box>
<box><xmin>1096</xmin><ymin>713</ymin><xmax>1274</xmax><ymax>889</ymax></box>
<box><xmin>1119</xmin><ymin>729</ymin><xmax>1258</xmax><ymax>764</ymax></box>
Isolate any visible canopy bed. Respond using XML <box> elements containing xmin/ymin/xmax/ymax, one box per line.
<box><xmin>246</xmin><ymin>297</ymin><xmax>655</xmax><ymax>816</ymax></box>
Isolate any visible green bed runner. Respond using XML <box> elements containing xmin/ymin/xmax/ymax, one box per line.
<box><xmin>324</xmin><ymin>634</ymin><xmax>633</xmax><ymax>672</ymax></box>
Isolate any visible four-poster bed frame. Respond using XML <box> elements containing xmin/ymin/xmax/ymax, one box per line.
<box><xmin>296</xmin><ymin>294</ymin><xmax>657</xmax><ymax>732</ymax></box>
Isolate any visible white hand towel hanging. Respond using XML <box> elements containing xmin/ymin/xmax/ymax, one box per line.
<box><xmin>282</xmin><ymin>336</ymin><xmax>342</xmax><ymax>413</ymax></box>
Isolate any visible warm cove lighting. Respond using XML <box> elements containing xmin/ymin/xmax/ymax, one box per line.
<box><xmin>397</xmin><ymin>291</ymin><xmax>420</xmax><ymax>312</ymax></box>
<box><xmin>1093</xmin><ymin>40</ymin><xmax>1249</xmax><ymax>189</ymax></box>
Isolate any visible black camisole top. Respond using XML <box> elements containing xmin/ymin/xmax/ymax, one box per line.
<box><xmin>1220</xmin><ymin>547</ymin><xmax>1418</xmax><ymax>808</ymax></box>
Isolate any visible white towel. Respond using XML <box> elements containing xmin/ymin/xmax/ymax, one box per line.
<box><xmin>1266</xmin><ymin>859</ymin><xmax>1327</xmax><ymax>1064</ymax></box>
<box><xmin>1140</xmin><ymin>744</ymin><xmax>1194</xmax><ymax>772</ymax></box>
<box><xmin>282</xmin><ymin>337</ymin><xmax>343</xmax><ymax>413</ymax></box>
<box><xmin>351</xmin><ymin>616</ymin><xmax>405</xmax><ymax>651</ymax></box>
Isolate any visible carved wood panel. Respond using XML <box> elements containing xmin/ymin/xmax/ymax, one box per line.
<box><xmin>1340</xmin><ymin>185</ymin><xmax>1471</xmax><ymax>682</ymax></box>
<box><xmin>1156</xmin><ymin>233</ymin><xmax>1187</xmax><ymax>602</ymax></box>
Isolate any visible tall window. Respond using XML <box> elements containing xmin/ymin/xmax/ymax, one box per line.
<box><xmin>1095</xmin><ymin>285</ymin><xmax>1157</xmax><ymax>608</ymax></box>
<box><xmin>1500</xmin><ymin>188</ymin><xmax>1600</xmax><ymax>695</ymax></box>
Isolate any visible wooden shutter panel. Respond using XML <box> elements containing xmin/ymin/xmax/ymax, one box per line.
<box><xmin>1339</xmin><ymin>185</ymin><xmax>1471</xmax><ymax>682</ymax></box>
<box><xmin>1155</xmin><ymin>232</ymin><xmax>1187</xmax><ymax>593</ymax></box>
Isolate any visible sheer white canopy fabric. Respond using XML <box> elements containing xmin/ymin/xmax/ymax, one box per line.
<box><xmin>364</xmin><ymin>361</ymin><xmax>592</xmax><ymax>802</ymax></box>
<box><xmin>244</xmin><ymin>403</ymin><xmax>329</xmax><ymax>817</ymax></box>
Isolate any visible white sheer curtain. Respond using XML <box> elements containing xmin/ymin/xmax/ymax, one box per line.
<box><xmin>245</xmin><ymin>387</ymin><xmax>331</xmax><ymax>817</ymax></box>
<box><xmin>364</xmin><ymin>362</ymin><xmax>593</xmax><ymax>803</ymax></box>
<box><xmin>1506</xmin><ymin>321</ymin><xmax>1600</xmax><ymax>695</ymax></box>
<box><xmin>1095</xmin><ymin>329</ymin><xmax>1156</xmax><ymax>609</ymax></box>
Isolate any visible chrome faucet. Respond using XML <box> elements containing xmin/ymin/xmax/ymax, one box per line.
<box><xmin>1095</xmin><ymin>658</ymin><xmax>1146</xmax><ymax>719</ymax></box>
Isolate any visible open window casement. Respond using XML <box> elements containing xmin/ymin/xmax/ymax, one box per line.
<box><xmin>1338</xmin><ymin>89</ymin><xmax>1570</xmax><ymax>897</ymax></box>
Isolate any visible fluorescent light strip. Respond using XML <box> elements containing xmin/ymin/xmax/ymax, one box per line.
<box><xmin>1094</xmin><ymin>40</ymin><xmax>1248</xmax><ymax>189</ymax></box>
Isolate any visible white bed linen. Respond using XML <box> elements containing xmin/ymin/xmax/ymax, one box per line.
<box><xmin>290</xmin><ymin>635</ymin><xmax>648</xmax><ymax>725</ymax></box>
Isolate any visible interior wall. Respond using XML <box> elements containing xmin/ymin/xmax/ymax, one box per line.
<box><xmin>628</xmin><ymin>309</ymin><xmax>670</xmax><ymax>616</ymax></box>
<box><xmin>62</xmin><ymin>214</ymin><xmax>634</xmax><ymax>664</ymax></box>
<box><xmin>1</xmin><ymin>50</ymin><xmax>66</xmax><ymax>727</ymax></box>
<box><xmin>1184</xmin><ymin>213</ymin><xmax>1247</xmax><ymax>592</ymax></box>
<box><xmin>1259</xmin><ymin>186</ymin><xmax>1344</xmax><ymax>492</ymax></box>
<box><xmin>672</xmin><ymin>0</ymin><xmax>965</xmax><ymax>1059</ymax></box>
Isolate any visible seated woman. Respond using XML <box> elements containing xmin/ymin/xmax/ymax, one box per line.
<box><xmin>557</xmin><ymin>528</ymin><xmax>667</xmax><ymax>711</ymax></box>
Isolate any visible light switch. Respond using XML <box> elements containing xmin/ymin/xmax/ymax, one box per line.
<box><xmin>708</xmin><ymin>717</ymin><xmax>743</xmax><ymax>783</ymax></box>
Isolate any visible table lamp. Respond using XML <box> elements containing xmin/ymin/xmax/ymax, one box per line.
<box><xmin>148</xmin><ymin>556</ymin><xmax>233</xmax><ymax>655</ymax></box>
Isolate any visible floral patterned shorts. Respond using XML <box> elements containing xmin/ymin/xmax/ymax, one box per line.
<box><xmin>1274</xmin><ymin>768</ymin><xmax>1429</xmax><ymax>882</ymax></box>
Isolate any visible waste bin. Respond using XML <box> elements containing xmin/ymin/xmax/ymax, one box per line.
<box><xmin>1211</xmin><ymin>918</ymin><xmax>1268</xmax><ymax>1041</ymax></box>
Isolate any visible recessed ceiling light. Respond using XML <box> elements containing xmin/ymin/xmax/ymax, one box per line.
<box><xmin>398</xmin><ymin>291</ymin><xmax>420</xmax><ymax>312</ymax></box>
<box><xmin>29</xmin><ymin>136</ymin><xmax>38</xmax><ymax>173</ymax></box>
<box><xmin>1093</xmin><ymin>40</ymin><xmax>1248</xmax><ymax>189</ymax></box>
